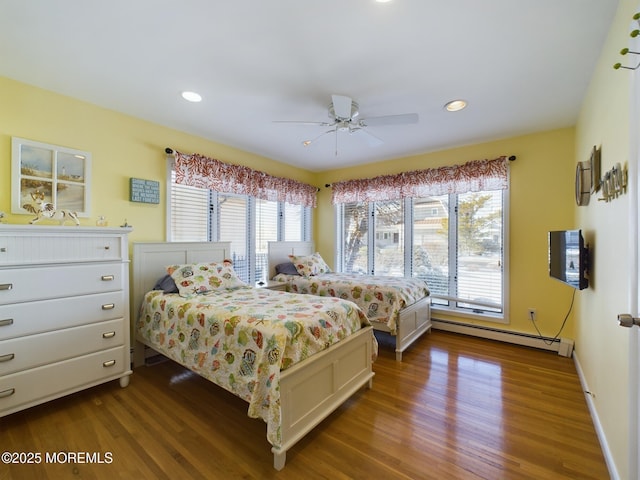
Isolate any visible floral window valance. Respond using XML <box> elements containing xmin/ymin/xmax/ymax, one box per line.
<box><xmin>174</xmin><ymin>151</ymin><xmax>317</xmax><ymax>208</ymax></box>
<box><xmin>331</xmin><ymin>156</ymin><xmax>509</xmax><ymax>204</ymax></box>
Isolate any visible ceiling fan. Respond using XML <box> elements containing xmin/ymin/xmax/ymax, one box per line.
<box><xmin>275</xmin><ymin>94</ymin><xmax>419</xmax><ymax>155</ymax></box>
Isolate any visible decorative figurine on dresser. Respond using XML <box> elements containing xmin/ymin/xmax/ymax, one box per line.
<box><xmin>0</xmin><ymin>225</ymin><xmax>133</xmax><ymax>417</ymax></box>
<box><xmin>22</xmin><ymin>190</ymin><xmax>81</xmax><ymax>226</ymax></box>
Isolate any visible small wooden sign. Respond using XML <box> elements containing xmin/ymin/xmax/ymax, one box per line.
<box><xmin>130</xmin><ymin>178</ymin><xmax>160</xmax><ymax>204</ymax></box>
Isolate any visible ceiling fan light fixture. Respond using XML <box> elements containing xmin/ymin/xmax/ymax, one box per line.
<box><xmin>445</xmin><ymin>99</ymin><xmax>467</xmax><ymax>112</ymax></box>
<box><xmin>181</xmin><ymin>91</ymin><xmax>202</xmax><ymax>103</ymax></box>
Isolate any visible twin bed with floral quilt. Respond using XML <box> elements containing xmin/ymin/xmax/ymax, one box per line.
<box><xmin>132</xmin><ymin>242</ymin><xmax>376</xmax><ymax>471</ymax></box>
<box><xmin>268</xmin><ymin>241</ymin><xmax>432</xmax><ymax>361</ymax></box>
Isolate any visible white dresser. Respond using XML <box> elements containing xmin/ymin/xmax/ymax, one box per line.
<box><xmin>0</xmin><ymin>225</ymin><xmax>133</xmax><ymax>417</ymax></box>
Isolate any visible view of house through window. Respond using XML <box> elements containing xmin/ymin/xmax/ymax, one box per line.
<box><xmin>412</xmin><ymin>195</ymin><xmax>449</xmax><ymax>298</ymax></box>
<box><xmin>338</xmin><ymin>189</ymin><xmax>505</xmax><ymax>317</ymax></box>
<box><xmin>341</xmin><ymin>202</ymin><xmax>369</xmax><ymax>274</ymax></box>
<box><xmin>374</xmin><ymin>200</ymin><xmax>404</xmax><ymax>276</ymax></box>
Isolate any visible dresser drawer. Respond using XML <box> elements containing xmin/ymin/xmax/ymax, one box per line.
<box><xmin>0</xmin><ymin>231</ymin><xmax>123</xmax><ymax>265</ymax></box>
<box><xmin>0</xmin><ymin>291</ymin><xmax>124</xmax><ymax>340</ymax></box>
<box><xmin>0</xmin><ymin>263</ymin><xmax>125</xmax><ymax>305</ymax></box>
<box><xmin>0</xmin><ymin>346</ymin><xmax>128</xmax><ymax>415</ymax></box>
<box><xmin>0</xmin><ymin>318</ymin><xmax>124</xmax><ymax>375</ymax></box>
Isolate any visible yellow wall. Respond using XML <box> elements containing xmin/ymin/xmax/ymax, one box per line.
<box><xmin>575</xmin><ymin>0</ymin><xmax>637</xmax><ymax>477</ymax></box>
<box><xmin>316</xmin><ymin>128</ymin><xmax>578</xmax><ymax>337</ymax></box>
<box><xmin>0</xmin><ymin>76</ymin><xmax>316</xmax><ymax>244</ymax></box>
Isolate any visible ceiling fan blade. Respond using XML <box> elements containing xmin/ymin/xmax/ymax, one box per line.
<box><xmin>359</xmin><ymin>113</ymin><xmax>419</xmax><ymax>127</ymax></box>
<box><xmin>273</xmin><ymin>120</ymin><xmax>334</xmax><ymax>126</ymax></box>
<box><xmin>351</xmin><ymin>127</ymin><xmax>384</xmax><ymax>147</ymax></box>
<box><xmin>302</xmin><ymin>128</ymin><xmax>335</xmax><ymax>147</ymax></box>
<box><xmin>331</xmin><ymin>94</ymin><xmax>353</xmax><ymax>119</ymax></box>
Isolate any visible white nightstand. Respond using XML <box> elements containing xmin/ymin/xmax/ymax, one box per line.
<box><xmin>255</xmin><ymin>280</ymin><xmax>287</xmax><ymax>291</ymax></box>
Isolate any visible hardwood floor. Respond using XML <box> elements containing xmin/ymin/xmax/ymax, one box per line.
<box><xmin>1</xmin><ymin>330</ymin><xmax>609</xmax><ymax>479</ymax></box>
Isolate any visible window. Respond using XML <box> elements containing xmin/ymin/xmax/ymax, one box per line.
<box><xmin>339</xmin><ymin>199</ymin><xmax>406</xmax><ymax>277</ymax></box>
<box><xmin>374</xmin><ymin>200</ymin><xmax>404</xmax><ymax>276</ymax></box>
<box><xmin>169</xmin><ymin>172</ymin><xmax>209</xmax><ymax>241</ymax></box>
<box><xmin>340</xmin><ymin>202</ymin><xmax>369</xmax><ymax>274</ymax></box>
<box><xmin>413</xmin><ymin>195</ymin><xmax>449</xmax><ymax>298</ymax></box>
<box><xmin>168</xmin><ymin>160</ymin><xmax>311</xmax><ymax>283</ymax></box>
<box><xmin>337</xmin><ymin>188</ymin><xmax>508</xmax><ymax>321</ymax></box>
<box><xmin>255</xmin><ymin>198</ymin><xmax>278</xmax><ymax>282</ymax></box>
<box><xmin>284</xmin><ymin>203</ymin><xmax>306</xmax><ymax>241</ymax></box>
<box><xmin>218</xmin><ymin>194</ymin><xmax>249</xmax><ymax>279</ymax></box>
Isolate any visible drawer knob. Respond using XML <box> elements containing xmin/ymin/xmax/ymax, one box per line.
<box><xmin>102</xmin><ymin>331</ymin><xmax>116</xmax><ymax>339</ymax></box>
<box><xmin>0</xmin><ymin>318</ymin><xmax>13</xmax><ymax>327</ymax></box>
<box><xmin>0</xmin><ymin>388</ymin><xmax>15</xmax><ymax>399</ymax></box>
<box><xmin>101</xmin><ymin>275</ymin><xmax>114</xmax><ymax>281</ymax></box>
<box><xmin>0</xmin><ymin>353</ymin><xmax>15</xmax><ymax>363</ymax></box>
<box><xmin>104</xmin><ymin>246</ymin><xmax>110</xmax><ymax>250</ymax></box>
<box><xmin>0</xmin><ymin>283</ymin><xmax>13</xmax><ymax>291</ymax></box>
<box><xmin>103</xmin><ymin>360</ymin><xmax>116</xmax><ymax>368</ymax></box>
<box><xmin>101</xmin><ymin>303</ymin><xmax>115</xmax><ymax>310</ymax></box>
<box><xmin>0</xmin><ymin>247</ymin><xmax>6</xmax><ymax>253</ymax></box>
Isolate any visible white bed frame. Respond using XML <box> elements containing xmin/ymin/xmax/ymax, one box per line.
<box><xmin>131</xmin><ymin>242</ymin><xmax>375</xmax><ymax>470</ymax></box>
<box><xmin>268</xmin><ymin>241</ymin><xmax>431</xmax><ymax>361</ymax></box>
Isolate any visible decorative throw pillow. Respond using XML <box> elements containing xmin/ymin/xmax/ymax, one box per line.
<box><xmin>275</xmin><ymin>262</ymin><xmax>301</xmax><ymax>276</ymax></box>
<box><xmin>152</xmin><ymin>274</ymin><xmax>179</xmax><ymax>294</ymax></box>
<box><xmin>288</xmin><ymin>252</ymin><xmax>331</xmax><ymax>277</ymax></box>
<box><xmin>167</xmin><ymin>260</ymin><xmax>247</xmax><ymax>297</ymax></box>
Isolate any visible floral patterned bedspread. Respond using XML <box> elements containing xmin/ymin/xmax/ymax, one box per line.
<box><xmin>272</xmin><ymin>273</ymin><xmax>429</xmax><ymax>334</ymax></box>
<box><xmin>136</xmin><ymin>287</ymin><xmax>371</xmax><ymax>448</ymax></box>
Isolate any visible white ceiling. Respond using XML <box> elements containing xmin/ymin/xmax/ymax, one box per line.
<box><xmin>0</xmin><ymin>0</ymin><xmax>618</xmax><ymax>172</ymax></box>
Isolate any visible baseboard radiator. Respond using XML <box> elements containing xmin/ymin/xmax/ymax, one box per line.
<box><xmin>432</xmin><ymin>318</ymin><xmax>574</xmax><ymax>357</ymax></box>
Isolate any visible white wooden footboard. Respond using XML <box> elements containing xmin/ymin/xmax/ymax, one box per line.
<box><xmin>273</xmin><ymin>325</ymin><xmax>375</xmax><ymax>470</ymax></box>
<box><xmin>395</xmin><ymin>296</ymin><xmax>431</xmax><ymax>361</ymax></box>
<box><xmin>372</xmin><ymin>295</ymin><xmax>431</xmax><ymax>361</ymax></box>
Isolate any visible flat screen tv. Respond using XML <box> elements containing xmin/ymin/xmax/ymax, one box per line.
<box><xmin>548</xmin><ymin>229</ymin><xmax>589</xmax><ymax>290</ymax></box>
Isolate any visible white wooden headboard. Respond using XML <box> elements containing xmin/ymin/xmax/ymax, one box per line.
<box><xmin>131</xmin><ymin>242</ymin><xmax>230</xmax><ymax>322</ymax></box>
<box><xmin>267</xmin><ymin>241</ymin><xmax>314</xmax><ymax>279</ymax></box>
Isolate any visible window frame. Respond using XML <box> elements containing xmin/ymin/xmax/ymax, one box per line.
<box><xmin>335</xmin><ymin>188</ymin><xmax>510</xmax><ymax>323</ymax></box>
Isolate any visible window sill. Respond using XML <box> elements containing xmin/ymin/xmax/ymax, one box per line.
<box><xmin>431</xmin><ymin>305</ymin><xmax>508</xmax><ymax>325</ymax></box>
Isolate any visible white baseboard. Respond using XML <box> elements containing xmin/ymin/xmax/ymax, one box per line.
<box><xmin>573</xmin><ymin>351</ymin><xmax>619</xmax><ymax>480</ymax></box>
<box><xmin>432</xmin><ymin>318</ymin><xmax>566</xmax><ymax>353</ymax></box>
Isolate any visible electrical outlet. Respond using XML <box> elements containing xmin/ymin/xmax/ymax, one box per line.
<box><xmin>528</xmin><ymin>308</ymin><xmax>537</xmax><ymax>321</ymax></box>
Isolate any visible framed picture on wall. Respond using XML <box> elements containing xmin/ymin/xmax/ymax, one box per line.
<box><xmin>11</xmin><ymin>137</ymin><xmax>91</xmax><ymax>217</ymax></box>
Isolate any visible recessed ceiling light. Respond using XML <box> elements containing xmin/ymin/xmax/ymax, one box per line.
<box><xmin>376</xmin><ymin>0</ymin><xmax>393</xmax><ymax>3</ymax></box>
<box><xmin>445</xmin><ymin>99</ymin><xmax>467</xmax><ymax>112</ymax></box>
<box><xmin>181</xmin><ymin>91</ymin><xmax>202</xmax><ymax>103</ymax></box>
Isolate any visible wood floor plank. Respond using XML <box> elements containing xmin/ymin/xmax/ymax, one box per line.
<box><xmin>0</xmin><ymin>330</ymin><xmax>610</xmax><ymax>479</ymax></box>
